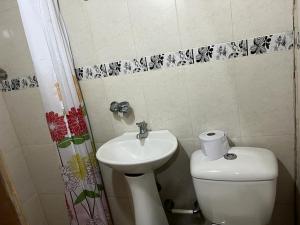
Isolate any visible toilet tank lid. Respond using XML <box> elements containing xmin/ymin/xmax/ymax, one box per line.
<box><xmin>190</xmin><ymin>147</ymin><xmax>278</xmax><ymax>181</ymax></box>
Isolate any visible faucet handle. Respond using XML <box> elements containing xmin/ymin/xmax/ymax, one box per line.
<box><xmin>110</xmin><ymin>101</ymin><xmax>130</xmax><ymax>113</ymax></box>
<box><xmin>136</xmin><ymin>121</ymin><xmax>147</xmax><ymax>128</ymax></box>
<box><xmin>110</xmin><ymin>101</ymin><xmax>119</xmax><ymax>112</ymax></box>
<box><xmin>118</xmin><ymin>101</ymin><xmax>130</xmax><ymax>113</ymax></box>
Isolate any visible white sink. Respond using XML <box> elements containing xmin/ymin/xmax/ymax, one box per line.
<box><xmin>96</xmin><ymin>130</ymin><xmax>178</xmax><ymax>225</ymax></box>
<box><xmin>96</xmin><ymin>130</ymin><xmax>178</xmax><ymax>174</ymax></box>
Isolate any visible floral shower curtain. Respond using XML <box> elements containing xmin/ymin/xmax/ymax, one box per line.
<box><xmin>16</xmin><ymin>0</ymin><xmax>112</xmax><ymax>224</ymax></box>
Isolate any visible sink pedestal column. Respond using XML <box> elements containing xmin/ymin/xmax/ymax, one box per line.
<box><xmin>125</xmin><ymin>172</ymin><xmax>169</xmax><ymax>225</ymax></box>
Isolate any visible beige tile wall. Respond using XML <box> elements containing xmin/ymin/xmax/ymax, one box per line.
<box><xmin>0</xmin><ymin>1</ymin><xmax>67</xmax><ymax>224</ymax></box>
<box><xmin>2</xmin><ymin>89</ymin><xmax>69</xmax><ymax>225</ymax></box>
<box><xmin>58</xmin><ymin>0</ymin><xmax>296</xmax><ymax>224</ymax></box>
<box><xmin>0</xmin><ymin>93</ymin><xmax>48</xmax><ymax>225</ymax></box>
<box><xmin>81</xmin><ymin>52</ymin><xmax>295</xmax><ymax>225</ymax></box>
<box><xmin>0</xmin><ymin>0</ymin><xmax>34</xmax><ymax>78</ymax></box>
<box><xmin>296</xmin><ymin>0</ymin><xmax>300</xmax><ymax>223</ymax></box>
<box><xmin>0</xmin><ymin>0</ymin><xmax>296</xmax><ymax>225</ymax></box>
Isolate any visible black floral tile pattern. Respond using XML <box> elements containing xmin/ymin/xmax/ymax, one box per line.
<box><xmin>120</xmin><ymin>57</ymin><xmax>149</xmax><ymax>75</ymax></box>
<box><xmin>147</xmin><ymin>54</ymin><xmax>164</xmax><ymax>70</ymax></box>
<box><xmin>1</xmin><ymin>80</ymin><xmax>11</xmax><ymax>92</ymax></box>
<box><xmin>249</xmin><ymin>35</ymin><xmax>272</xmax><ymax>55</ymax></box>
<box><xmin>76</xmin><ymin>65</ymin><xmax>107</xmax><ymax>80</ymax></box>
<box><xmin>194</xmin><ymin>46</ymin><xmax>214</xmax><ymax>63</ymax></box>
<box><xmin>2</xmin><ymin>31</ymin><xmax>294</xmax><ymax>91</ymax></box>
<box><xmin>213</xmin><ymin>40</ymin><xmax>248</xmax><ymax>60</ymax></box>
<box><xmin>1</xmin><ymin>75</ymin><xmax>39</xmax><ymax>92</ymax></box>
<box><xmin>132</xmin><ymin>57</ymin><xmax>148</xmax><ymax>73</ymax></box>
<box><xmin>230</xmin><ymin>40</ymin><xmax>248</xmax><ymax>58</ymax></box>
<box><xmin>164</xmin><ymin>49</ymin><xmax>194</xmax><ymax>68</ymax></box>
<box><xmin>75</xmin><ymin>67</ymin><xmax>84</xmax><ymax>80</ymax></box>
<box><xmin>213</xmin><ymin>43</ymin><xmax>227</xmax><ymax>60</ymax></box>
<box><xmin>93</xmin><ymin>64</ymin><xmax>108</xmax><ymax>78</ymax></box>
<box><xmin>271</xmin><ymin>31</ymin><xmax>294</xmax><ymax>51</ymax></box>
<box><xmin>121</xmin><ymin>60</ymin><xmax>133</xmax><ymax>75</ymax></box>
<box><xmin>248</xmin><ymin>32</ymin><xmax>294</xmax><ymax>55</ymax></box>
<box><xmin>107</xmin><ymin>61</ymin><xmax>121</xmax><ymax>76</ymax></box>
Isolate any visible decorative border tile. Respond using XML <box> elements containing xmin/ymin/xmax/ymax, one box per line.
<box><xmin>248</xmin><ymin>32</ymin><xmax>294</xmax><ymax>55</ymax></box>
<box><xmin>194</xmin><ymin>45</ymin><xmax>214</xmax><ymax>63</ymax></box>
<box><xmin>0</xmin><ymin>31</ymin><xmax>295</xmax><ymax>92</ymax></box>
<box><xmin>1</xmin><ymin>75</ymin><xmax>39</xmax><ymax>92</ymax></box>
<box><xmin>164</xmin><ymin>49</ymin><xmax>194</xmax><ymax>68</ymax></box>
<box><xmin>131</xmin><ymin>57</ymin><xmax>148</xmax><ymax>73</ymax></box>
<box><xmin>147</xmin><ymin>54</ymin><xmax>165</xmax><ymax>71</ymax></box>
<box><xmin>213</xmin><ymin>40</ymin><xmax>248</xmax><ymax>60</ymax></box>
<box><xmin>74</xmin><ymin>31</ymin><xmax>293</xmax><ymax>81</ymax></box>
<box><xmin>106</xmin><ymin>61</ymin><xmax>122</xmax><ymax>76</ymax></box>
<box><xmin>121</xmin><ymin>57</ymin><xmax>148</xmax><ymax>75</ymax></box>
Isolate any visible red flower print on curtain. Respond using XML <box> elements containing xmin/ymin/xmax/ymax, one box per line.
<box><xmin>17</xmin><ymin>0</ymin><xmax>113</xmax><ymax>224</ymax></box>
<box><xmin>67</xmin><ymin>107</ymin><xmax>88</xmax><ymax>136</ymax></box>
<box><xmin>46</xmin><ymin>111</ymin><xmax>68</xmax><ymax>142</ymax></box>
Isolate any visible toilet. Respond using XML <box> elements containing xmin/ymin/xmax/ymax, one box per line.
<box><xmin>191</xmin><ymin>147</ymin><xmax>278</xmax><ymax>225</ymax></box>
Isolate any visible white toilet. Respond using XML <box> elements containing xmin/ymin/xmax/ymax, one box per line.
<box><xmin>191</xmin><ymin>147</ymin><xmax>278</xmax><ymax>225</ymax></box>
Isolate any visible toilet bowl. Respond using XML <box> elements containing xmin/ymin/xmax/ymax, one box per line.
<box><xmin>191</xmin><ymin>147</ymin><xmax>278</xmax><ymax>225</ymax></box>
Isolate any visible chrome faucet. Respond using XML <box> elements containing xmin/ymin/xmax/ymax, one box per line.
<box><xmin>136</xmin><ymin>121</ymin><xmax>149</xmax><ymax>139</ymax></box>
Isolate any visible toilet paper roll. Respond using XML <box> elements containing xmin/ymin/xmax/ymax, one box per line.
<box><xmin>199</xmin><ymin>130</ymin><xmax>229</xmax><ymax>160</ymax></box>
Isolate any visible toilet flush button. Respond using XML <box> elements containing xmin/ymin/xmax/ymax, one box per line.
<box><xmin>224</xmin><ymin>153</ymin><xmax>237</xmax><ymax>160</ymax></box>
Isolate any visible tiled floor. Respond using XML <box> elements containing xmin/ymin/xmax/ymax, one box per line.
<box><xmin>0</xmin><ymin>177</ymin><xmax>20</xmax><ymax>225</ymax></box>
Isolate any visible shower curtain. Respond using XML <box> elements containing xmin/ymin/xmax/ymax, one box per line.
<box><xmin>16</xmin><ymin>1</ymin><xmax>112</xmax><ymax>225</ymax></box>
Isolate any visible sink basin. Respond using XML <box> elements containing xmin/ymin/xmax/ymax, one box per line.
<box><xmin>96</xmin><ymin>130</ymin><xmax>178</xmax><ymax>174</ymax></box>
<box><xmin>97</xmin><ymin>130</ymin><xmax>178</xmax><ymax>225</ymax></box>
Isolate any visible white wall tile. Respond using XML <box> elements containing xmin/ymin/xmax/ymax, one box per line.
<box><xmin>127</xmin><ymin>0</ymin><xmax>181</xmax><ymax>56</ymax></box>
<box><xmin>183</xmin><ymin>61</ymin><xmax>241</xmax><ymax>139</ymax></box>
<box><xmin>0</xmin><ymin>0</ymin><xmax>296</xmax><ymax>224</ymax></box>
<box><xmin>0</xmin><ymin>0</ymin><xmax>18</xmax><ymax>13</ymax></box>
<box><xmin>59</xmin><ymin>0</ymin><xmax>98</xmax><ymax>67</ymax></box>
<box><xmin>80</xmin><ymin>79</ymin><xmax>116</xmax><ymax>143</ymax></box>
<box><xmin>82</xmin><ymin>0</ymin><xmax>136</xmax><ymax>63</ymax></box>
<box><xmin>178</xmin><ymin>138</ymin><xmax>196</xmax><ymax>158</ymax></box>
<box><xmin>297</xmin><ymin>50</ymin><xmax>300</xmax><ymax>128</ymax></box>
<box><xmin>107</xmin><ymin>197</ymin><xmax>134</xmax><ymax>225</ymax></box>
<box><xmin>40</xmin><ymin>194</ymin><xmax>69</xmax><ymax>225</ymax></box>
<box><xmin>22</xmin><ymin>194</ymin><xmax>48</xmax><ymax>225</ymax></box>
<box><xmin>176</xmin><ymin>0</ymin><xmax>233</xmax><ymax>48</ymax></box>
<box><xmin>298</xmin><ymin>4</ymin><xmax>300</xmax><ymax>31</ymax></box>
<box><xmin>141</xmin><ymin>69</ymin><xmax>193</xmax><ymax>139</ymax></box>
<box><xmin>156</xmin><ymin>144</ymin><xmax>196</xmax><ymax>208</ymax></box>
<box><xmin>2</xmin><ymin>147</ymin><xmax>37</xmax><ymax>203</ymax></box>
<box><xmin>3</xmin><ymin>88</ymin><xmax>53</xmax><ymax>145</ymax></box>
<box><xmin>103</xmin><ymin>75</ymin><xmax>148</xmax><ymax>136</ymax></box>
<box><xmin>0</xmin><ymin>94</ymin><xmax>20</xmax><ymax>153</ymax></box>
<box><xmin>231</xmin><ymin>0</ymin><xmax>293</xmax><ymax>40</ymax></box>
<box><xmin>234</xmin><ymin>51</ymin><xmax>294</xmax><ymax>137</ymax></box>
<box><xmin>0</xmin><ymin>8</ymin><xmax>34</xmax><ymax>77</ymax></box>
<box><xmin>23</xmin><ymin>144</ymin><xmax>65</xmax><ymax>195</ymax></box>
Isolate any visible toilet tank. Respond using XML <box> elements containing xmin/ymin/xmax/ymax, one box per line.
<box><xmin>191</xmin><ymin>147</ymin><xmax>278</xmax><ymax>225</ymax></box>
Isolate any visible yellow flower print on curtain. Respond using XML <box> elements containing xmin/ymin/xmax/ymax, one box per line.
<box><xmin>16</xmin><ymin>0</ymin><xmax>113</xmax><ymax>224</ymax></box>
<box><xmin>68</xmin><ymin>154</ymin><xmax>88</xmax><ymax>180</ymax></box>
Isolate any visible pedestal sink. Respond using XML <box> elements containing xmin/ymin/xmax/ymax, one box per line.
<box><xmin>96</xmin><ymin>130</ymin><xmax>178</xmax><ymax>225</ymax></box>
